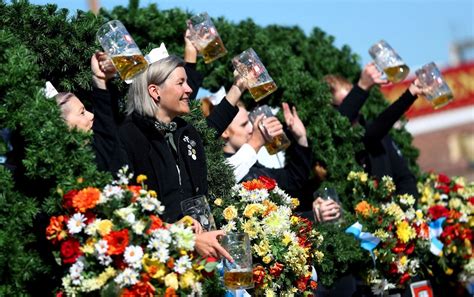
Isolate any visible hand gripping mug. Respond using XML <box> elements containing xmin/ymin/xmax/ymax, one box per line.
<box><xmin>249</xmin><ymin>105</ymin><xmax>291</xmax><ymax>155</ymax></box>
<box><xmin>232</xmin><ymin>48</ymin><xmax>278</xmax><ymax>101</ymax></box>
<box><xmin>187</xmin><ymin>12</ymin><xmax>228</xmax><ymax>64</ymax></box>
<box><xmin>415</xmin><ymin>62</ymin><xmax>454</xmax><ymax>109</ymax></box>
<box><xmin>96</xmin><ymin>20</ymin><xmax>148</xmax><ymax>81</ymax></box>
<box><xmin>369</xmin><ymin>40</ymin><xmax>409</xmax><ymax>83</ymax></box>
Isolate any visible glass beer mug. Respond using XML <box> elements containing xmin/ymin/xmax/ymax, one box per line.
<box><xmin>415</xmin><ymin>62</ymin><xmax>454</xmax><ymax>109</ymax></box>
<box><xmin>232</xmin><ymin>48</ymin><xmax>278</xmax><ymax>101</ymax></box>
<box><xmin>187</xmin><ymin>12</ymin><xmax>228</xmax><ymax>64</ymax></box>
<box><xmin>180</xmin><ymin>195</ymin><xmax>216</xmax><ymax>231</ymax></box>
<box><xmin>369</xmin><ymin>40</ymin><xmax>409</xmax><ymax>83</ymax></box>
<box><xmin>220</xmin><ymin>233</ymin><xmax>254</xmax><ymax>290</ymax></box>
<box><xmin>96</xmin><ymin>20</ymin><xmax>148</xmax><ymax>81</ymax></box>
<box><xmin>249</xmin><ymin>105</ymin><xmax>291</xmax><ymax>155</ymax></box>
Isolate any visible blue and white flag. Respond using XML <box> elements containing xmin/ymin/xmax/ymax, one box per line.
<box><xmin>429</xmin><ymin>217</ymin><xmax>446</xmax><ymax>256</ymax></box>
<box><xmin>345</xmin><ymin>221</ymin><xmax>380</xmax><ymax>253</ymax></box>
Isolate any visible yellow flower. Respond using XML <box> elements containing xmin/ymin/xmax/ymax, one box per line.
<box><xmin>179</xmin><ymin>271</ymin><xmax>196</xmax><ymax>289</ymax></box>
<box><xmin>445</xmin><ymin>267</ymin><xmax>453</xmax><ymax>275</ymax></box>
<box><xmin>97</xmin><ymin>219</ymin><xmax>113</xmax><ymax>236</ymax></box>
<box><xmin>148</xmin><ymin>190</ymin><xmax>157</xmax><ymax>198</ymax></box>
<box><xmin>253</xmin><ymin>240</ymin><xmax>270</xmax><ymax>257</ymax></box>
<box><xmin>359</xmin><ymin>172</ymin><xmax>368</xmax><ymax>183</ymax></box>
<box><xmin>164</xmin><ymin>272</ymin><xmax>179</xmax><ymax>290</ymax></box>
<box><xmin>282</xmin><ymin>233</ymin><xmax>293</xmax><ymax>246</ymax></box>
<box><xmin>396</xmin><ymin>221</ymin><xmax>416</xmax><ymax>243</ymax></box>
<box><xmin>81</xmin><ymin>238</ymin><xmax>95</xmax><ymax>254</ymax></box>
<box><xmin>143</xmin><ymin>254</ymin><xmax>167</xmax><ymax>279</ymax></box>
<box><xmin>290</xmin><ymin>198</ymin><xmax>300</xmax><ymax>208</ymax></box>
<box><xmin>243</xmin><ymin>204</ymin><xmax>263</xmax><ymax>218</ymax></box>
<box><xmin>179</xmin><ymin>215</ymin><xmax>194</xmax><ymax>227</ymax></box>
<box><xmin>382</xmin><ymin>176</ymin><xmax>395</xmax><ymax>193</ymax></box>
<box><xmin>262</xmin><ymin>255</ymin><xmax>272</xmax><ymax>264</ymax></box>
<box><xmin>214</xmin><ymin>198</ymin><xmax>223</xmax><ymax>206</ymax></box>
<box><xmin>223</xmin><ymin>205</ymin><xmax>238</xmax><ymax>221</ymax></box>
<box><xmin>373</xmin><ymin>229</ymin><xmax>389</xmax><ymax>240</ymax></box>
<box><xmin>290</xmin><ymin>216</ymin><xmax>299</xmax><ymax>225</ymax></box>
<box><xmin>243</xmin><ymin>219</ymin><xmax>258</xmax><ymax>239</ymax></box>
<box><xmin>399</xmin><ymin>255</ymin><xmax>407</xmax><ymax>266</ymax></box>
<box><xmin>136</xmin><ymin>174</ymin><xmax>147</xmax><ymax>184</ymax></box>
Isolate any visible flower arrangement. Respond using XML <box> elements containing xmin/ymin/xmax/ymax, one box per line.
<box><xmin>212</xmin><ymin>176</ymin><xmax>324</xmax><ymax>296</ymax></box>
<box><xmin>417</xmin><ymin>172</ymin><xmax>474</xmax><ymax>283</ymax></box>
<box><xmin>345</xmin><ymin>171</ymin><xmax>430</xmax><ymax>294</ymax></box>
<box><xmin>46</xmin><ymin>167</ymin><xmax>218</xmax><ymax>296</ymax></box>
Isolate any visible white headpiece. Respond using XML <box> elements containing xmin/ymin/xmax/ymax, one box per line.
<box><xmin>208</xmin><ymin>86</ymin><xmax>226</xmax><ymax>105</ymax></box>
<box><xmin>125</xmin><ymin>43</ymin><xmax>169</xmax><ymax>84</ymax></box>
<box><xmin>43</xmin><ymin>81</ymin><xmax>58</xmax><ymax>99</ymax></box>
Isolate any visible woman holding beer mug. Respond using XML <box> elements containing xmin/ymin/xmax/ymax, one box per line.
<box><xmin>114</xmin><ymin>55</ymin><xmax>248</xmax><ymax>261</ymax></box>
<box><xmin>221</xmin><ymin>101</ymin><xmax>312</xmax><ymax>193</ymax></box>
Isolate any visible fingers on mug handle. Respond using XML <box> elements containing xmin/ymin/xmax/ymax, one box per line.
<box><xmin>216</xmin><ymin>244</ymin><xmax>234</xmax><ymax>263</ymax></box>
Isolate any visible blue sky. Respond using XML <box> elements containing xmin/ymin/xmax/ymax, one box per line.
<box><xmin>25</xmin><ymin>0</ymin><xmax>474</xmax><ymax>69</ymax></box>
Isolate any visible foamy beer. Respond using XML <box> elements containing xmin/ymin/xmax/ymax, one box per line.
<box><xmin>249</xmin><ymin>105</ymin><xmax>291</xmax><ymax>155</ymax></box>
<box><xmin>232</xmin><ymin>48</ymin><xmax>278</xmax><ymax>101</ymax></box>
<box><xmin>369</xmin><ymin>40</ymin><xmax>409</xmax><ymax>83</ymax></box>
<box><xmin>415</xmin><ymin>62</ymin><xmax>454</xmax><ymax>109</ymax></box>
<box><xmin>96</xmin><ymin>20</ymin><xmax>148</xmax><ymax>81</ymax></box>
<box><xmin>187</xmin><ymin>12</ymin><xmax>227</xmax><ymax>64</ymax></box>
<box><xmin>220</xmin><ymin>233</ymin><xmax>254</xmax><ymax>290</ymax></box>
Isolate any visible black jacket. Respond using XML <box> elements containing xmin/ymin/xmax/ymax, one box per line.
<box><xmin>338</xmin><ymin>85</ymin><xmax>418</xmax><ymax>197</ymax></box>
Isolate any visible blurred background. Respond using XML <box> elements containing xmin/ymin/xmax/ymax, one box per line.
<box><xmin>25</xmin><ymin>0</ymin><xmax>474</xmax><ymax>179</ymax></box>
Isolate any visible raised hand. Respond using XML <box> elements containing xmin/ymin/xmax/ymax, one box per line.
<box><xmin>91</xmin><ymin>51</ymin><xmax>116</xmax><ymax>89</ymax></box>
<box><xmin>312</xmin><ymin>197</ymin><xmax>341</xmax><ymax>222</ymax></box>
<box><xmin>357</xmin><ymin>62</ymin><xmax>388</xmax><ymax>91</ymax></box>
<box><xmin>282</xmin><ymin>102</ymin><xmax>308</xmax><ymax>147</ymax></box>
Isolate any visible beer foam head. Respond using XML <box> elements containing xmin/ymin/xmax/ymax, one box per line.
<box><xmin>43</xmin><ymin>81</ymin><xmax>59</xmax><ymax>99</ymax></box>
<box><xmin>145</xmin><ymin>43</ymin><xmax>169</xmax><ymax>64</ymax></box>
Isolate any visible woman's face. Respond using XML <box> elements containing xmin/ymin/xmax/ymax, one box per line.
<box><xmin>223</xmin><ymin>106</ymin><xmax>253</xmax><ymax>153</ymax></box>
<box><xmin>155</xmin><ymin>66</ymin><xmax>193</xmax><ymax>121</ymax></box>
<box><xmin>62</xmin><ymin>96</ymin><xmax>94</xmax><ymax>132</ymax></box>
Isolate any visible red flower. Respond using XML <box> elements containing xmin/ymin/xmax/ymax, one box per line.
<box><xmin>128</xmin><ymin>185</ymin><xmax>142</xmax><ymax>203</ymax></box>
<box><xmin>437</xmin><ymin>173</ymin><xmax>451</xmax><ymax>184</ymax></box>
<box><xmin>405</xmin><ymin>243</ymin><xmax>415</xmax><ymax>255</ymax></box>
<box><xmin>122</xmin><ymin>277</ymin><xmax>156</xmax><ymax>297</ymax></box>
<box><xmin>389</xmin><ymin>262</ymin><xmax>398</xmax><ymax>275</ymax></box>
<box><xmin>469</xmin><ymin>197</ymin><xmax>474</xmax><ymax>205</ymax></box>
<box><xmin>60</xmin><ymin>238</ymin><xmax>82</xmax><ymax>264</ymax></box>
<box><xmin>269</xmin><ymin>262</ymin><xmax>284</xmax><ymax>278</ymax></box>
<box><xmin>63</xmin><ymin>189</ymin><xmax>78</xmax><ymax>210</ymax></box>
<box><xmin>104</xmin><ymin>229</ymin><xmax>129</xmax><ymax>255</ymax></box>
<box><xmin>391</xmin><ymin>242</ymin><xmax>407</xmax><ymax>254</ymax></box>
<box><xmin>253</xmin><ymin>266</ymin><xmax>266</xmax><ymax>285</ymax></box>
<box><xmin>435</xmin><ymin>184</ymin><xmax>450</xmax><ymax>194</ymax></box>
<box><xmin>295</xmin><ymin>275</ymin><xmax>309</xmax><ymax>292</ymax></box>
<box><xmin>373</xmin><ymin>180</ymin><xmax>379</xmax><ymax>189</ymax></box>
<box><xmin>258</xmin><ymin>176</ymin><xmax>277</xmax><ymax>190</ymax></box>
<box><xmin>452</xmin><ymin>183</ymin><xmax>463</xmax><ymax>192</ymax></box>
<box><xmin>310</xmin><ymin>280</ymin><xmax>318</xmax><ymax>290</ymax></box>
<box><xmin>428</xmin><ymin>205</ymin><xmax>449</xmax><ymax>220</ymax></box>
<box><xmin>147</xmin><ymin>215</ymin><xmax>163</xmax><ymax>234</ymax></box>
<box><xmin>399</xmin><ymin>272</ymin><xmax>411</xmax><ymax>285</ymax></box>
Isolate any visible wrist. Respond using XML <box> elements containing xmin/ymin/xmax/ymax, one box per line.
<box><xmin>357</xmin><ymin>79</ymin><xmax>372</xmax><ymax>91</ymax></box>
<box><xmin>92</xmin><ymin>75</ymin><xmax>107</xmax><ymax>90</ymax></box>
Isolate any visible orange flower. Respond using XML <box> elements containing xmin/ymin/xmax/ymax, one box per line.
<box><xmin>166</xmin><ymin>258</ymin><xmax>175</xmax><ymax>269</ymax></box>
<box><xmin>355</xmin><ymin>200</ymin><xmax>378</xmax><ymax>218</ymax></box>
<box><xmin>128</xmin><ymin>185</ymin><xmax>142</xmax><ymax>203</ymax></box>
<box><xmin>253</xmin><ymin>266</ymin><xmax>266</xmax><ymax>285</ymax></box>
<box><xmin>310</xmin><ymin>280</ymin><xmax>318</xmax><ymax>290</ymax></box>
<box><xmin>72</xmin><ymin>187</ymin><xmax>100</xmax><ymax>213</ymax></box>
<box><xmin>269</xmin><ymin>262</ymin><xmax>284</xmax><ymax>278</ymax></box>
<box><xmin>46</xmin><ymin>215</ymin><xmax>68</xmax><ymax>244</ymax></box>
<box><xmin>242</xmin><ymin>179</ymin><xmax>266</xmax><ymax>191</ymax></box>
<box><xmin>104</xmin><ymin>229</ymin><xmax>129</xmax><ymax>255</ymax></box>
<box><xmin>164</xmin><ymin>287</ymin><xmax>178</xmax><ymax>297</ymax></box>
<box><xmin>147</xmin><ymin>215</ymin><xmax>164</xmax><ymax>234</ymax></box>
<box><xmin>121</xmin><ymin>277</ymin><xmax>156</xmax><ymax>297</ymax></box>
<box><xmin>263</xmin><ymin>200</ymin><xmax>278</xmax><ymax>216</ymax></box>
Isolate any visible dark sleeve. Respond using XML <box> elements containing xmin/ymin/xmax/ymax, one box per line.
<box><xmin>387</xmin><ymin>139</ymin><xmax>419</xmax><ymax>198</ymax></box>
<box><xmin>259</xmin><ymin>144</ymin><xmax>313</xmax><ymax>193</ymax></box>
<box><xmin>184</xmin><ymin>63</ymin><xmax>204</xmax><ymax>100</ymax></box>
<box><xmin>363</xmin><ymin>89</ymin><xmax>417</xmax><ymax>145</ymax></box>
<box><xmin>206</xmin><ymin>98</ymin><xmax>239</xmax><ymax>138</ymax></box>
<box><xmin>337</xmin><ymin>84</ymin><xmax>369</xmax><ymax>122</ymax></box>
<box><xmin>91</xmin><ymin>87</ymin><xmax>119</xmax><ymax>171</ymax></box>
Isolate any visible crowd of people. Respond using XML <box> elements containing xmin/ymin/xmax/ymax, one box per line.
<box><xmin>4</xmin><ymin>24</ymin><xmax>432</xmax><ymax>296</ymax></box>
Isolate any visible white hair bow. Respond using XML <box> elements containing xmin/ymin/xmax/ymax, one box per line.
<box><xmin>43</xmin><ymin>81</ymin><xmax>58</xmax><ymax>99</ymax></box>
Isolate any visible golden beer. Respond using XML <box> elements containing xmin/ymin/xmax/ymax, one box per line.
<box><xmin>384</xmin><ymin>64</ymin><xmax>410</xmax><ymax>83</ymax></box>
<box><xmin>249</xmin><ymin>81</ymin><xmax>278</xmax><ymax>102</ymax></box>
<box><xmin>111</xmin><ymin>54</ymin><xmax>148</xmax><ymax>80</ymax></box>
<box><xmin>201</xmin><ymin>36</ymin><xmax>227</xmax><ymax>64</ymax></box>
<box><xmin>224</xmin><ymin>270</ymin><xmax>254</xmax><ymax>290</ymax></box>
<box><xmin>265</xmin><ymin>134</ymin><xmax>291</xmax><ymax>155</ymax></box>
<box><xmin>431</xmin><ymin>93</ymin><xmax>453</xmax><ymax>109</ymax></box>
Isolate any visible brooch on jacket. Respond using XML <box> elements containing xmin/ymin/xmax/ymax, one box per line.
<box><xmin>183</xmin><ymin>136</ymin><xmax>197</xmax><ymax>160</ymax></box>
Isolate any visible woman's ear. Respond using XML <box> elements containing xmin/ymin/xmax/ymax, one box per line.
<box><xmin>148</xmin><ymin>84</ymin><xmax>161</xmax><ymax>102</ymax></box>
<box><xmin>221</xmin><ymin>129</ymin><xmax>230</xmax><ymax>142</ymax></box>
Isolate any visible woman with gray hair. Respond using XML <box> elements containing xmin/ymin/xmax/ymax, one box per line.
<box><xmin>115</xmin><ymin>54</ymin><xmax>247</xmax><ymax>261</ymax></box>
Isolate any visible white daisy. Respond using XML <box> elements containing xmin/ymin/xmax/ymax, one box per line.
<box><xmin>98</xmin><ymin>254</ymin><xmax>112</xmax><ymax>266</ymax></box>
<box><xmin>67</xmin><ymin>213</ymin><xmax>86</xmax><ymax>234</ymax></box>
<box><xmin>155</xmin><ymin>246</ymin><xmax>170</xmax><ymax>263</ymax></box>
<box><xmin>95</xmin><ymin>239</ymin><xmax>108</xmax><ymax>255</ymax></box>
<box><xmin>124</xmin><ymin>245</ymin><xmax>144</xmax><ymax>268</ymax></box>
<box><xmin>115</xmin><ymin>268</ymin><xmax>139</xmax><ymax>287</ymax></box>
<box><xmin>174</xmin><ymin>255</ymin><xmax>192</xmax><ymax>274</ymax></box>
<box><xmin>170</xmin><ymin>224</ymin><xmax>195</xmax><ymax>251</ymax></box>
<box><xmin>69</xmin><ymin>260</ymin><xmax>84</xmax><ymax>285</ymax></box>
